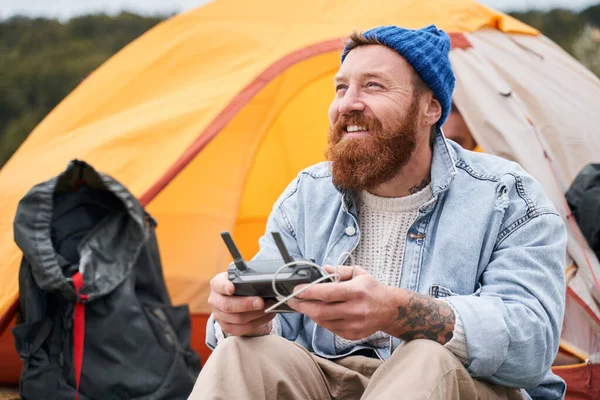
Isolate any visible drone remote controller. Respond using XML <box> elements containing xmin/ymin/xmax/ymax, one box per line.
<box><xmin>220</xmin><ymin>231</ymin><xmax>332</xmax><ymax>313</ymax></box>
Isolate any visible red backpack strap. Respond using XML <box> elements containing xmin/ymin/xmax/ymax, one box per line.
<box><xmin>72</xmin><ymin>272</ymin><xmax>88</xmax><ymax>400</ymax></box>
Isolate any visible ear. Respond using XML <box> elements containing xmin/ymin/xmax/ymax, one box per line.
<box><xmin>423</xmin><ymin>95</ymin><xmax>442</xmax><ymax>128</ymax></box>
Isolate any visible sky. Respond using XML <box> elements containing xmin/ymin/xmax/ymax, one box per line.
<box><xmin>1</xmin><ymin>0</ymin><xmax>599</xmax><ymax>20</ymax></box>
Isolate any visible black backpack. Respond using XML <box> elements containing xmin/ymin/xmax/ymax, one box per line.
<box><xmin>12</xmin><ymin>160</ymin><xmax>201</xmax><ymax>400</ymax></box>
<box><xmin>566</xmin><ymin>163</ymin><xmax>600</xmax><ymax>261</ymax></box>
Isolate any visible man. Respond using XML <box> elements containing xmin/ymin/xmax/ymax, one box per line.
<box><xmin>189</xmin><ymin>25</ymin><xmax>567</xmax><ymax>400</ymax></box>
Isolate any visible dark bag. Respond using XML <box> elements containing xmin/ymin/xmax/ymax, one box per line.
<box><xmin>12</xmin><ymin>160</ymin><xmax>201</xmax><ymax>400</ymax></box>
<box><xmin>565</xmin><ymin>163</ymin><xmax>600</xmax><ymax>260</ymax></box>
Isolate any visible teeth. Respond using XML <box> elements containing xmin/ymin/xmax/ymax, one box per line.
<box><xmin>346</xmin><ymin>125</ymin><xmax>367</xmax><ymax>132</ymax></box>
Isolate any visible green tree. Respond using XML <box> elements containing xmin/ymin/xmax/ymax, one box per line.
<box><xmin>0</xmin><ymin>12</ymin><xmax>165</xmax><ymax>168</ymax></box>
<box><xmin>581</xmin><ymin>4</ymin><xmax>600</xmax><ymax>27</ymax></box>
<box><xmin>509</xmin><ymin>8</ymin><xmax>587</xmax><ymax>57</ymax></box>
<box><xmin>572</xmin><ymin>25</ymin><xmax>600</xmax><ymax>77</ymax></box>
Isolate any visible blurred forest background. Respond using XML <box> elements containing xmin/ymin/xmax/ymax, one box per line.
<box><xmin>1</xmin><ymin>6</ymin><xmax>599</xmax><ymax>168</ymax></box>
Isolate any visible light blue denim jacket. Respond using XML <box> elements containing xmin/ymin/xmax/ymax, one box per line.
<box><xmin>206</xmin><ymin>129</ymin><xmax>568</xmax><ymax>400</ymax></box>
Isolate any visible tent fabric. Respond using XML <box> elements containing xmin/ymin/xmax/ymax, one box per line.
<box><xmin>553</xmin><ymin>343</ymin><xmax>599</xmax><ymax>400</ymax></box>
<box><xmin>0</xmin><ymin>0</ymin><xmax>539</xmax><ymax>326</ymax></box>
<box><xmin>553</xmin><ymin>362</ymin><xmax>600</xmax><ymax>400</ymax></box>
<box><xmin>0</xmin><ymin>0</ymin><xmax>599</xmax><ymax>396</ymax></box>
<box><xmin>458</xmin><ymin>30</ymin><xmax>600</xmax><ymax>185</ymax></box>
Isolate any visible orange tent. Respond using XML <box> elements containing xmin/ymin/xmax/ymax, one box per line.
<box><xmin>1</xmin><ymin>0</ymin><xmax>599</xmax><ymax>397</ymax></box>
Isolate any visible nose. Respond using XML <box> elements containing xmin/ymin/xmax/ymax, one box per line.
<box><xmin>338</xmin><ymin>87</ymin><xmax>365</xmax><ymax>115</ymax></box>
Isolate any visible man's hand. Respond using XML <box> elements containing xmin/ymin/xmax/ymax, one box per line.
<box><xmin>288</xmin><ymin>265</ymin><xmax>455</xmax><ymax>344</ymax></box>
<box><xmin>288</xmin><ymin>265</ymin><xmax>399</xmax><ymax>340</ymax></box>
<box><xmin>208</xmin><ymin>272</ymin><xmax>275</xmax><ymax>337</ymax></box>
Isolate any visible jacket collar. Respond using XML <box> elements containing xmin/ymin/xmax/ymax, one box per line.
<box><xmin>430</xmin><ymin>125</ymin><xmax>458</xmax><ymax>196</ymax></box>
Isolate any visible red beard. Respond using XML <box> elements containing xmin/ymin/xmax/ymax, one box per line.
<box><xmin>326</xmin><ymin>96</ymin><xmax>421</xmax><ymax>191</ymax></box>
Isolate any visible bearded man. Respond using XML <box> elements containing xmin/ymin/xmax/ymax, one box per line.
<box><xmin>189</xmin><ymin>25</ymin><xmax>567</xmax><ymax>400</ymax></box>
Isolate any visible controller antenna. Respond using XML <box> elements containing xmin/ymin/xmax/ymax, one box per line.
<box><xmin>271</xmin><ymin>232</ymin><xmax>294</xmax><ymax>264</ymax></box>
<box><xmin>220</xmin><ymin>232</ymin><xmax>248</xmax><ymax>271</ymax></box>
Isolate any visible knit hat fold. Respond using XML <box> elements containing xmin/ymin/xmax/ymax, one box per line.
<box><xmin>341</xmin><ymin>25</ymin><xmax>455</xmax><ymax>126</ymax></box>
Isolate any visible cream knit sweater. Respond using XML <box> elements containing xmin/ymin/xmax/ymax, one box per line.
<box><xmin>333</xmin><ymin>185</ymin><xmax>468</xmax><ymax>364</ymax></box>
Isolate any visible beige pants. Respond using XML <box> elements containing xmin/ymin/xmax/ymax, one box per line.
<box><xmin>189</xmin><ymin>335</ymin><xmax>524</xmax><ymax>400</ymax></box>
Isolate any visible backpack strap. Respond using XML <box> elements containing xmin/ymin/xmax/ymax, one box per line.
<box><xmin>72</xmin><ymin>271</ymin><xmax>88</xmax><ymax>400</ymax></box>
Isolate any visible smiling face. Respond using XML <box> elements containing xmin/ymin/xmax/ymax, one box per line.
<box><xmin>326</xmin><ymin>43</ymin><xmax>428</xmax><ymax>191</ymax></box>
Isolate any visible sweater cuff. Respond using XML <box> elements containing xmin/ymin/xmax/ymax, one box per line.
<box><xmin>270</xmin><ymin>315</ymin><xmax>280</xmax><ymax>335</ymax></box>
<box><xmin>442</xmin><ymin>300</ymin><xmax>469</xmax><ymax>365</ymax></box>
<box><xmin>214</xmin><ymin>321</ymin><xmax>227</xmax><ymax>344</ymax></box>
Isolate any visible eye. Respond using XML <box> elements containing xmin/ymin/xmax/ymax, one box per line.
<box><xmin>367</xmin><ymin>82</ymin><xmax>383</xmax><ymax>89</ymax></box>
<box><xmin>335</xmin><ymin>84</ymin><xmax>348</xmax><ymax>93</ymax></box>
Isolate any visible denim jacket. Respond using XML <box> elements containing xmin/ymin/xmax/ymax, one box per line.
<box><xmin>206</xmin><ymin>129</ymin><xmax>568</xmax><ymax>400</ymax></box>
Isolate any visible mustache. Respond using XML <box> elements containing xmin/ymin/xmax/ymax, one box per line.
<box><xmin>332</xmin><ymin>113</ymin><xmax>380</xmax><ymax>135</ymax></box>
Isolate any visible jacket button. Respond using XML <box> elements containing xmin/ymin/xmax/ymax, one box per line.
<box><xmin>345</xmin><ymin>226</ymin><xmax>356</xmax><ymax>236</ymax></box>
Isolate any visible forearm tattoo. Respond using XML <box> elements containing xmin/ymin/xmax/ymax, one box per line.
<box><xmin>396</xmin><ymin>292</ymin><xmax>455</xmax><ymax>344</ymax></box>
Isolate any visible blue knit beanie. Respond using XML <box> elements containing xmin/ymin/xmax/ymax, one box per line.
<box><xmin>341</xmin><ymin>25</ymin><xmax>455</xmax><ymax>126</ymax></box>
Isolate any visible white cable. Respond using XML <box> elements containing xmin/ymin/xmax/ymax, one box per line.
<box><xmin>336</xmin><ymin>252</ymin><xmax>356</xmax><ymax>278</ymax></box>
<box><xmin>264</xmin><ymin>260</ymin><xmax>337</xmax><ymax>313</ymax></box>
<box><xmin>264</xmin><ymin>258</ymin><xmax>356</xmax><ymax>314</ymax></box>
